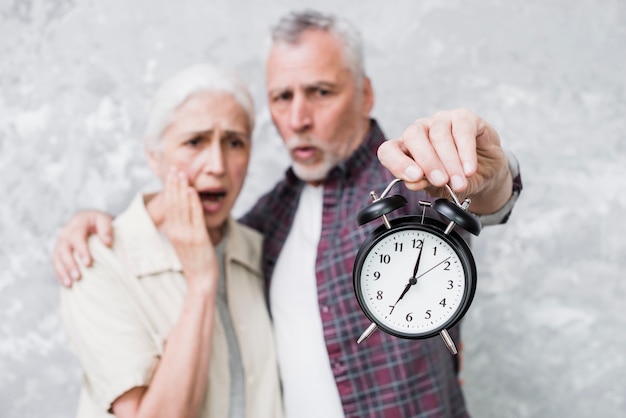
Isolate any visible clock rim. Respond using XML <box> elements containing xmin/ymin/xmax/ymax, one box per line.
<box><xmin>353</xmin><ymin>216</ymin><xmax>478</xmax><ymax>339</ymax></box>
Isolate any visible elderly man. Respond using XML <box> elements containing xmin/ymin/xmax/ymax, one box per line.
<box><xmin>54</xmin><ymin>10</ymin><xmax>522</xmax><ymax>418</ymax></box>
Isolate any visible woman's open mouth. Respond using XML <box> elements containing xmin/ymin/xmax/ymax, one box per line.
<box><xmin>199</xmin><ymin>191</ymin><xmax>226</xmax><ymax>202</ymax></box>
<box><xmin>198</xmin><ymin>190</ymin><xmax>227</xmax><ymax>213</ymax></box>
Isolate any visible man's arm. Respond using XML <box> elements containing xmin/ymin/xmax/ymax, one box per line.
<box><xmin>53</xmin><ymin>210</ymin><xmax>114</xmax><ymax>286</ymax></box>
<box><xmin>377</xmin><ymin>108</ymin><xmax>520</xmax><ymax>217</ymax></box>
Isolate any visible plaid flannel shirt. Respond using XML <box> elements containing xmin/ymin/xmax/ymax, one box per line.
<box><xmin>240</xmin><ymin>119</ymin><xmax>522</xmax><ymax>418</ymax></box>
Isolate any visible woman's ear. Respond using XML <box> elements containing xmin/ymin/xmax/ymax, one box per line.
<box><xmin>145</xmin><ymin>145</ymin><xmax>161</xmax><ymax>177</ymax></box>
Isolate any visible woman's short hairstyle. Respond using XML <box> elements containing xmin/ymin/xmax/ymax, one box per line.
<box><xmin>144</xmin><ymin>64</ymin><xmax>255</xmax><ymax>151</ymax></box>
<box><xmin>270</xmin><ymin>10</ymin><xmax>365</xmax><ymax>86</ymax></box>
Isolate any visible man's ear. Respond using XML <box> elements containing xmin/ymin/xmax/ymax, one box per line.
<box><xmin>362</xmin><ymin>76</ymin><xmax>374</xmax><ymax>117</ymax></box>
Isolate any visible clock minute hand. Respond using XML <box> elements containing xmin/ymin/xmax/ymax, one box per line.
<box><xmin>412</xmin><ymin>239</ymin><xmax>425</xmax><ymax>278</ymax></box>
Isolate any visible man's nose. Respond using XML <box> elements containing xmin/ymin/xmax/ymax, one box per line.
<box><xmin>289</xmin><ymin>93</ymin><xmax>312</xmax><ymax>132</ymax></box>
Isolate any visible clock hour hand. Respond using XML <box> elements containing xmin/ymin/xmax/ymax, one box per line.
<box><xmin>389</xmin><ymin>276</ymin><xmax>418</xmax><ymax>315</ymax></box>
<box><xmin>394</xmin><ymin>278</ymin><xmax>416</xmax><ymax>305</ymax></box>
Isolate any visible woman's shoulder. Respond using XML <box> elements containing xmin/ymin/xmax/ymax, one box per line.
<box><xmin>79</xmin><ymin>193</ymin><xmax>160</xmax><ymax>280</ymax></box>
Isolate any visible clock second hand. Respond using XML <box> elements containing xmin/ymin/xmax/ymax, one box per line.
<box><xmin>357</xmin><ymin>255</ymin><xmax>452</xmax><ymax>344</ymax></box>
<box><xmin>415</xmin><ymin>256</ymin><xmax>451</xmax><ymax>280</ymax></box>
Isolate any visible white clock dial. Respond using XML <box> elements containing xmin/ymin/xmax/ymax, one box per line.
<box><xmin>357</xmin><ymin>227</ymin><xmax>467</xmax><ymax>337</ymax></box>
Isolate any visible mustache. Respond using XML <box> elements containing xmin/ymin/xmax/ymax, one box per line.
<box><xmin>286</xmin><ymin>134</ymin><xmax>320</xmax><ymax>151</ymax></box>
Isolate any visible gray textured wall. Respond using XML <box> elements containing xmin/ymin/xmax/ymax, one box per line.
<box><xmin>1</xmin><ymin>0</ymin><xmax>625</xmax><ymax>417</ymax></box>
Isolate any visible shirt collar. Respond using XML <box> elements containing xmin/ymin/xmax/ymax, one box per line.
<box><xmin>224</xmin><ymin>216</ymin><xmax>263</xmax><ymax>275</ymax></box>
<box><xmin>115</xmin><ymin>193</ymin><xmax>261</xmax><ymax>278</ymax></box>
<box><xmin>113</xmin><ymin>194</ymin><xmax>181</xmax><ymax>277</ymax></box>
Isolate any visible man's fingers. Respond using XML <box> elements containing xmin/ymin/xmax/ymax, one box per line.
<box><xmin>53</xmin><ymin>242</ymin><xmax>81</xmax><ymax>286</ymax></box>
<box><xmin>425</xmin><ymin>110</ymin><xmax>483</xmax><ymax>193</ymax></box>
<box><xmin>403</xmin><ymin>178</ymin><xmax>432</xmax><ymax>192</ymax></box>
<box><xmin>377</xmin><ymin>139</ymin><xmax>424</xmax><ymax>183</ymax></box>
<box><xmin>377</xmin><ymin>109</ymin><xmax>508</xmax><ymax>205</ymax></box>
<box><xmin>401</xmin><ymin>119</ymin><xmax>450</xmax><ymax>187</ymax></box>
<box><xmin>71</xmin><ymin>234</ymin><xmax>93</xmax><ymax>269</ymax></box>
<box><xmin>395</xmin><ymin>110</ymin><xmax>487</xmax><ymax>193</ymax></box>
<box><xmin>94</xmin><ymin>216</ymin><xmax>113</xmax><ymax>248</ymax></box>
<box><xmin>449</xmin><ymin>110</ymin><xmax>479</xmax><ymax>176</ymax></box>
<box><xmin>52</xmin><ymin>252</ymin><xmax>72</xmax><ymax>287</ymax></box>
<box><xmin>51</xmin><ymin>210</ymin><xmax>115</xmax><ymax>288</ymax></box>
<box><xmin>428</xmin><ymin>115</ymin><xmax>468</xmax><ymax>190</ymax></box>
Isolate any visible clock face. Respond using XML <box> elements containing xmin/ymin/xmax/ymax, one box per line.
<box><xmin>354</xmin><ymin>223</ymin><xmax>475</xmax><ymax>338</ymax></box>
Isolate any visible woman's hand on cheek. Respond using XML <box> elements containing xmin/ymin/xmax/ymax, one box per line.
<box><xmin>163</xmin><ymin>168</ymin><xmax>218</xmax><ymax>291</ymax></box>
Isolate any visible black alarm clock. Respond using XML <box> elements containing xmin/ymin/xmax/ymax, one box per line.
<box><xmin>353</xmin><ymin>179</ymin><xmax>481</xmax><ymax>355</ymax></box>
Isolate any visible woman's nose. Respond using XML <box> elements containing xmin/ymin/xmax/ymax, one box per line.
<box><xmin>201</xmin><ymin>141</ymin><xmax>225</xmax><ymax>175</ymax></box>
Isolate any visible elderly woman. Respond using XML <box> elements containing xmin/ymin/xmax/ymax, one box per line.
<box><xmin>60</xmin><ymin>65</ymin><xmax>283</xmax><ymax>418</ymax></box>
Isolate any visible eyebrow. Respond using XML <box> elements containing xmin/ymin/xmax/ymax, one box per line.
<box><xmin>269</xmin><ymin>80</ymin><xmax>338</xmax><ymax>95</ymax></box>
<box><xmin>184</xmin><ymin>128</ymin><xmax>249</xmax><ymax>138</ymax></box>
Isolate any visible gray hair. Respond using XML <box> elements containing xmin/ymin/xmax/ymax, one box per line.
<box><xmin>271</xmin><ymin>10</ymin><xmax>366</xmax><ymax>84</ymax></box>
<box><xmin>144</xmin><ymin>64</ymin><xmax>255</xmax><ymax>151</ymax></box>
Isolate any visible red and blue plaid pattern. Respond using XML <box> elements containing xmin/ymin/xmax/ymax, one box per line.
<box><xmin>241</xmin><ymin>120</ymin><xmax>522</xmax><ymax>417</ymax></box>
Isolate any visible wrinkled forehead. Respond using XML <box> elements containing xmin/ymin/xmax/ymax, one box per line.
<box><xmin>165</xmin><ymin>91</ymin><xmax>252</xmax><ymax>137</ymax></box>
<box><xmin>266</xmin><ymin>30</ymin><xmax>353</xmax><ymax>85</ymax></box>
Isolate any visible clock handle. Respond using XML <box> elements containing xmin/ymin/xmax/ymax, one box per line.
<box><xmin>356</xmin><ymin>178</ymin><xmax>408</xmax><ymax>227</ymax></box>
<box><xmin>430</xmin><ymin>185</ymin><xmax>482</xmax><ymax>236</ymax></box>
<box><xmin>440</xmin><ymin>329</ymin><xmax>458</xmax><ymax>355</ymax></box>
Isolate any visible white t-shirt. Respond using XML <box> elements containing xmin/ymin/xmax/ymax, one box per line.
<box><xmin>269</xmin><ymin>184</ymin><xmax>344</xmax><ymax>418</ymax></box>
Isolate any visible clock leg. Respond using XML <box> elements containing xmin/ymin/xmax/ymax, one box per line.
<box><xmin>357</xmin><ymin>322</ymin><xmax>378</xmax><ymax>344</ymax></box>
<box><xmin>440</xmin><ymin>329</ymin><xmax>458</xmax><ymax>355</ymax></box>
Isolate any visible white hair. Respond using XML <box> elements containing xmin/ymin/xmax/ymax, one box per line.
<box><xmin>144</xmin><ymin>64</ymin><xmax>255</xmax><ymax>151</ymax></box>
<box><xmin>270</xmin><ymin>10</ymin><xmax>366</xmax><ymax>85</ymax></box>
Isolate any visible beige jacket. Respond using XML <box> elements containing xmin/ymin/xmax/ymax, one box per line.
<box><xmin>61</xmin><ymin>194</ymin><xmax>283</xmax><ymax>418</ymax></box>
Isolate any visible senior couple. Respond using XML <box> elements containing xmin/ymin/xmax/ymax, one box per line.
<box><xmin>55</xmin><ymin>9</ymin><xmax>522</xmax><ymax>418</ymax></box>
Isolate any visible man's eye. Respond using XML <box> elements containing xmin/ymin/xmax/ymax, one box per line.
<box><xmin>274</xmin><ymin>92</ymin><xmax>292</xmax><ymax>102</ymax></box>
<box><xmin>228</xmin><ymin>138</ymin><xmax>245</xmax><ymax>148</ymax></box>
<box><xmin>185</xmin><ymin>137</ymin><xmax>202</xmax><ymax>147</ymax></box>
